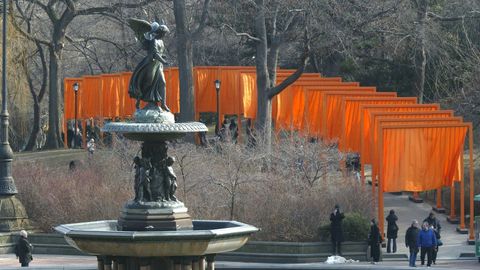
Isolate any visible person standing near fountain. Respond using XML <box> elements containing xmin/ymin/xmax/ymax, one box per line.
<box><xmin>128</xmin><ymin>18</ymin><xmax>170</xmax><ymax>112</ymax></box>
<box><xmin>15</xmin><ymin>230</ymin><xmax>33</xmax><ymax>267</ymax></box>
<box><xmin>330</xmin><ymin>204</ymin><xmax>344</xmax><ymax>255</ymax></box>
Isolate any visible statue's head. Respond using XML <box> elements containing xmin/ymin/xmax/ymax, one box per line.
<box><xmin>150</xmin><ymin>22</ymin><xmax>170</xmax><ymax>38</ymax></box>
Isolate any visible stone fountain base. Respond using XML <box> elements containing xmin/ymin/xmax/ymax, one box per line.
<box><xmin>55</xmin><ymin>220</ymin><xmax>258</xmax><ymax>270</ymax></box>
<box><xmin>118</xmin><ymin>200</ymin><xmax>193</xmax><ymax>231</ymax></box>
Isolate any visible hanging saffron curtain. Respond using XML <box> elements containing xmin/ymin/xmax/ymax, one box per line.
<box><xmin>359</xmin><ymin>104</ymin><xmax>440</xmax><ymax>164</ymax></box>
<box><xmin>81</xmin><ymin>76</ymin><xmax>103</xmax><ymax>118</ymax></box>
<box><xmin>379</xmin><ymin>124</ymin><xmax>467</xmax><ymax>192</ymax></box>
<box><xmin>323</xmin><ymin>92</ymin><xmax>397</xmax><ymax>141</ymax></box>
<box><xmin>101</xmin><ymin>74</ymin><xmax>122</xmax><ymax>118</ymax></box>
<box><xmin>320</xmin><ymin>88</ymin><xmax>377</xmax><ymax>139</ymax></box>
<box><xmin>340</xmin><ymin>97</ymin><xmax>418</xmax><ymax>152</ymax></box>
<box><xmin>372</xmin><ymin>117</ymin><xmax>463</xmax><ymax>185</ymax></box>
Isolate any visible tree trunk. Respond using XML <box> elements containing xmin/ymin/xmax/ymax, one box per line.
<box><xmin>415</xmin><ymin>0</ymin><xmax>428</xmax><ymax>104</ymax></box>
<box><xmin>254</xmin><ymin>0</ymin><xmax>270</xmax><ymax>133</ymax></box>
<box><xmin>23</xmin><ymin>93</ymin><xmax>40</xmax><ymax>151</ymax></box>
<box><xmin>45</xmin><ymin>46</ymin><xmax>63</xmax><ymax>149</ymax></box>
<box><xmin>173</xmin><ymin>0</ymin><xmax>195</xmax><ymax>123</ymax></box>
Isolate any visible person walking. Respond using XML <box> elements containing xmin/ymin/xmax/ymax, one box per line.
<box><xmin>330</xmin><ymin>204</ymin><xmax>345</xmax><ymax>255</ymax></box>
<box><xmin>368</xmin><ymin>218</ymin><xmax>381</xmax><ymax>264</ymax></box>
<box><xmin>386</xmin><ymin>209</ymin><xmax>398</xmax><ymax>253</ymax></box>
<box><xmin>405</xmin><ymin>220</ymin><xmax>420</xmax><ymax>267</ymax></box>
<box><xmin>15</xmin><ymin>230</ymin><xmax>33</xmax><ymax>267</ymax></box>
<box><xmin>417</xmin><ymin>221</ymin><xmax>437</xmax><ymax>267</ymax></box>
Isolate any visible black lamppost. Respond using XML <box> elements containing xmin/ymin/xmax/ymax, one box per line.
<box><xmin>214</xmin><ymin>79</ymin><xmax>221</xmax><ymax>136</ymax></box>
<box><xmin>0</xmin><ymin>0</ymin><xmax>17</xmax><ymax>195</ymax></box>
<box><xmin>73</xmin><ymin>82</ymin><xmax>79</xmax><ymax>148</ymax></box>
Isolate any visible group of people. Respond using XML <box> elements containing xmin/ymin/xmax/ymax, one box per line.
<box><xmin>405</xmin><ymin>212</ymin><xmax>442</xmax><ymax>267</ymax></box>
<box><xmin>330</xmin><ymin>205</ymin><xmax>443</xmax><ymax>267</ymax></box>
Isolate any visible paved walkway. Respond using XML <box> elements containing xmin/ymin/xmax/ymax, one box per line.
<box><xmin>382</xmin><ymin>193</ymin><xmax>473</xmax><ymax>260</ymax></box>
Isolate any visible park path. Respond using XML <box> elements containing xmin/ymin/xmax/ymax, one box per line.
<box><xmin>383</xmin><ymin>192</ymin><xmax>473</xmax><ymax>259</ymax></box>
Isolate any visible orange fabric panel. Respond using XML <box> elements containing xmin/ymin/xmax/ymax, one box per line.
<box><xmin>304</xmin><ymin>90</ymin><xmax>324</xmax><ymax>136</ymax></box>
<box><xmin>81</xmin><ymin>76</ymin><xmax>103</xmax><ymax>118</ymax></box>
<box><xmin>121</xmin><ymin>72</ymin><xmax>135</xmax><ymax>117</ymax></box>
<box><xmin>64</xmin><ymin>78</ymin><xmax>84</xmax><ymax>120</ymax></box>
<box><xmin>372</xmin><ymin>117</ymin><xmax>463</xmax><ymax>184</ymax></box>
<box><xmin>274</xmin><ymin>82</ymin><xmax>367</xmax><ymax>131</ymax></box>
<box><xmin>340</xmin><ymin>97</ymin><xmax>418</xmax><ymax>152</ymax></box>
<box><xmin>359</xmin><ymin>104</ymin><xmax>440</xmax><ymax>164</ymax></box>
<box><xmin>324</xmin><ymin>92</ymin><xmax>397</xmax><ymax>141</ymax></box>
<box><xmin>320</xmin><ymin>88</ymin><xmax>377</xmax><ymax>139</ymax></box>
<box><xmin>220</xmin><ymin>69</ymin><xmax>242</xmax><ymax>115</ymax></box>
<box><xmin>194</xmin><ymin>68</ymin><xmax>218</xmax><ymax>113</ymax></box>
<box><xmin>241</xmin><ymin>72</ymin><xmax>257</xmax><ymax>119</ymax></box>
<box><xmin>101</xmin><ymin>74</ymin><xmax>122</xmax><ymax>118</ymax></box>
<box><xmin>165</xmin><ymin>68</ymin><xmax>180</xmax><ymax>113</ymax></box>
<box><xmin>379</xmin><ymin>124</ymin><xmax>467</xmax><ymax>192</ymax></box>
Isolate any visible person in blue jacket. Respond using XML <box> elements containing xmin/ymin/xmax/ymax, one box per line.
<box><xmin>417</xmin><ymin>221</ymin><xmax>437</xmax><ymax>267</ymax></box>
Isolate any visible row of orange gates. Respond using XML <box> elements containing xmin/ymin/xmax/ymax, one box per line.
<box><xmin>64</xmin><ymin>66</ymin><xmax>475</xmax><ymax>240</ymax></box>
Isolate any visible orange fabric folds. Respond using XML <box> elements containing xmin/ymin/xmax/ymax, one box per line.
<box><xmin>101</xmin><ymin>74</ymin><xmax>122</xmax><ymax>118</ymax></box>
<box><xmin>359</xmin><ymin>104</ymin><xmax>440</xmax><ymax>164</ymax></box>
<box><xmin>323</xmin><ymin>92</ymin><xmax>397</xmax><ymax>141</ymax></box>
<box><xmin>241</xmin><ymin>72</ymin><xmax>257</xmax><ymax>119</ymax></box>
<box><xmin>379</xmin><ymin>124</ymin><xmax>467</xmax><ymax>192</ymax></box>
<box><xmin>340</xmin><ymin>97</ymin><xmax>417</xmax><ymax>152</ymax></box>
<box><xmin>81</xmin><ymin>76</ymin><xmax>103</xmax><ymax>118</ymax></box>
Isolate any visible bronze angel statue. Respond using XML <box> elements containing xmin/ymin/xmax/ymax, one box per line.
<box><xmin>127</xmin><ymin>18</ymin><xmax>170</xmax><ymax>111</ymax></box>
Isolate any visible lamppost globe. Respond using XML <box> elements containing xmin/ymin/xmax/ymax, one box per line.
<box><xmin>73</xmin><ymin>82</ymin><xmax>79</xmax><ymax>92</ymax></box>
<box><xmin>214</xmin><ymin>80</ymin><xmax>221</xmax><ymax>91</ymax></box>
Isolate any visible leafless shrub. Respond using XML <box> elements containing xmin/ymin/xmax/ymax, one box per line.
<box><xmin>13</xmin><ymin>133</ymin><xmax>372</xmax><ymax>240</ymax></box>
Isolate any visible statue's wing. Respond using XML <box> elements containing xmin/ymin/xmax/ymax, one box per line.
<box><xmin>127</xmin><ymin>18</ymin><xmax>152</xmax><ymax>44</ymax></box>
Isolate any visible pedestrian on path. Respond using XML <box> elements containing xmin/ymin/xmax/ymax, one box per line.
<box><xmin>15</xmin><ymin>230</ymin><xmax>33</xmax><ymax>267</ymax></box>
<box><xmin>368</xmin><ymin>218</ymin><xmax>381</xmax><ymax>264</ymax></box>
<box><xmin>386</xmin><ymin>209</ymin><xmax>398</xmax><ymax>253</ymax></box>
<box><xmin>405</xmin><ymin>220</ymin><xmax>420</xmax><ymax>267</ymax></box>
<box><xmin>330</xmin><ymin>204</ymin><xmax>344</xmax><ymax>255</ymax></box>
<box><xmin>418</xmin><ymin>221</ymin><xmax>437</xmax><ymax>267</ymax></box>
<box><xmin>430</xmin><ymin>224</ymin><xmax>442</xmax><ymax>265</ymax></box>
<box><xmin>424</xmin><ymin>212</ymin><xmax>441</xmax><ymax>234</ymax></box>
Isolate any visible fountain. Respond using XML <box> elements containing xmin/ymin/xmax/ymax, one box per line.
<box><xmin>55</xmin><ymin>18</ymin><xmax>257</xmax><ymax>270</ymax></box>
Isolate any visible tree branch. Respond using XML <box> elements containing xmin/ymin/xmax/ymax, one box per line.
<box><xmin>74</xmin><ymin>0</ymin><xmax>157</xmax><ymax>17</ymax></box>
<box><xmin>223</xmin><ymin>24</ymin><xmax>261</xmax><ymax>42</ymax></box>
<box><xmin>268</xmin><ymin>53</ymin><xmax>309</xmax><ymax>99</ymax></box>
<box><xmin>192</xmin><ymin>0</ymin><xmax>211</xmax><ymax>39</ymax></box>
<box><xmin>9</xmin><ymin>3</ymin><xmax>50</xmax><ymax>46</ymax></box>
<box><xmin>427</xmin><ymin>12</ymin><xmax>480</xmax><ymax>22</ymax></box>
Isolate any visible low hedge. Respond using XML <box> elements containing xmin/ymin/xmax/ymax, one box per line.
<box><xmin>317</xmin><ymin>212</ymin><xmax>370</xmax><ymax>241</ymax></box>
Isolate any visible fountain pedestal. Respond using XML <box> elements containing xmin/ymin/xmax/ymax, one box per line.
<box><xmin>118</xmin><ymin>201</ymin><xmax>193</xmax><ymax>231</ymax></box>
<box><xmin>56</xmin><ymin>115</ymin><xmax>258</xmax><ymax>270</ymax></box>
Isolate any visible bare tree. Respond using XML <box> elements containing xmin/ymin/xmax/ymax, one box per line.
<box><xmin>11</xmin><ymin>0</ymin><xmax>158</xmax><ymax>149</ymax></box>
<box><xmin>172</xmin><ymin>0</ymin><xmax>211</xmax><ymax>123</ymax></box>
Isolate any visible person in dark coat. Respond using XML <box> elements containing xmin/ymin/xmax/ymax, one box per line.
<box><xmin>229</xmin><ymin>119</ymin><xmax>239</xmax><ymax>143</ymax></box>
<box><xmin>15</xmin><ymin>230</ymin><xmax>33</xmax><ymax>267</ymax></box>
<box><xmin>386</xmin><ymin>209</ymin><xmax>398</xmax><ymax>253</ymax></box>
<box><xmin>424</xmin><ymin>212</ymin><xmax>441</xmax><ymax>234</ymax></box>
<box><xmin>405</xmin><ymin>219</ymin><xmax>420</xmax><ymax>267</ymax></box>
<box><xmin>417</xmin><ymin>221</ymin><xmax>437</xmax><ymax>267</ymax></box>
<box><xmin>368</xmin><ymin>218</ymin><xmax>381</xmax><ymax>264</ymax></box>
<box><xmin>424</xmin><ymin>212</ymin><xmax>441</xmax><ymax>265</ymax></box>
<box><xmin>330</xmin><ymin>204</ymin><xmax>345</xmax><ymax>255</ymax></box>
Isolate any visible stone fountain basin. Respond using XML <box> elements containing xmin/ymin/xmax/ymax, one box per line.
<box><xmin>55</xmin><ymin>220</ymin><xmax>258</xmax><ymax>257</ymax></box>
